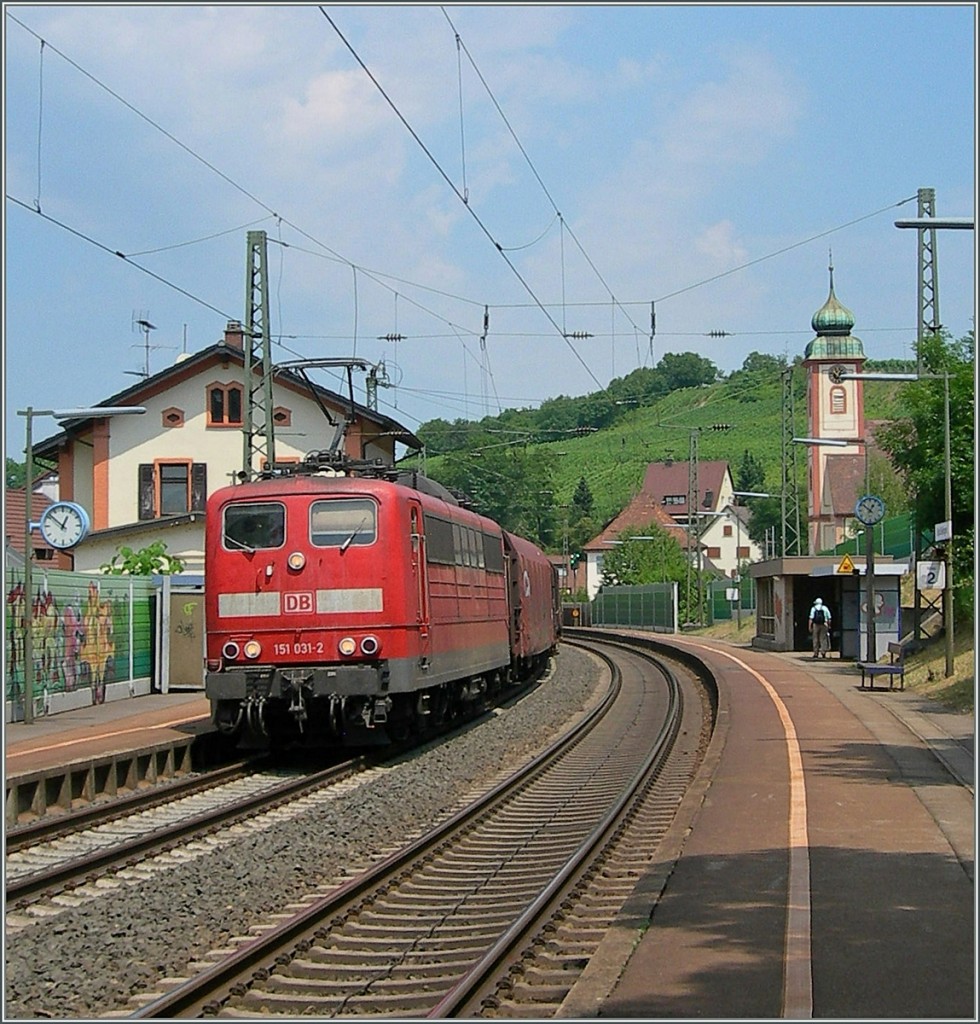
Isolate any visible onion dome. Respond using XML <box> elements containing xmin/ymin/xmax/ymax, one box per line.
<box><xmin>804</xmin><ymin>255</ymin><xmax>866</xmax><ymax>360</ymax></box>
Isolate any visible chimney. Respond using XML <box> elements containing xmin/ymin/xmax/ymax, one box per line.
<box><xmin>223</xmin><ymin>320</ymin><xmax>244</xmax><ymax>351</ymax></box>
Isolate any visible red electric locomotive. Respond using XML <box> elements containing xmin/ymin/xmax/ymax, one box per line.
<box><xmin>204</xmin><ymin>462</ymin><xmax>560</xmax><ymax>748</ymax></box>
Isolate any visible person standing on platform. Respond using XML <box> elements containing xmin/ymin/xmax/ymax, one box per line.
<box><xmin>808</xmin><ymin>597</ymin><xmax>832</xmax><ymax>658</ymax></box>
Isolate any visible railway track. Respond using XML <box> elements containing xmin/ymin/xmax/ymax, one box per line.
<box><xmin>6</xmin><ymin>672</ymin><xmax>552</xmax><ymax>914</ymax></box>
<box><xmin>5</xmin><ymin>758</ymin><xmax>368</xmax><ymax>910</ymax></box>
<box><xmin>123</xmin><ymin>635</ymin><xmax>713</xmax><ymax>1019</ymax></box>
<box><xmin>5</xmin><ymin>758</ymin><xmax>257</xmax><ymax>854</ymax></box>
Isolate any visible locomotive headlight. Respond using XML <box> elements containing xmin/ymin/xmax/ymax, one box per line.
<box><xmin>338</xmin><ymin>636</ymin><xmax>357</xmax><ymax>657</ymax></box>
<box><xmin>243</xmin><ymin>640</ymin><xmax>262</xmax><ymax>659</ymax></box>
<box><xmin>360</xmin><ymin>635</ymin><xmax>380</xmax><ymax>656</ymax></box>
<box><xmin>287</xmin><ymin>551</ymin><xmax>306</xmax><ymax>570</ymax></box>
<box><xmin>222</xmin><ymin>641</ymin><xmax>241</xmax><ymax>660</ymax></box>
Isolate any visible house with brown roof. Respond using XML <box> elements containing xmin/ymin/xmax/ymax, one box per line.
<box><xmin>637</xmin><ymin>459</ymin><xmax>735</xmax><ymax>526</ymax></box>
<box><xmin>581</xmin><ymin>459</ymin><xmax>738</xmax><ymax>599</ymax></box>
<box><xmin>697</xmin><ymin>501</ymin><xmax>764</xmax><ymax>579</ymax></box>
<box><xmin>29</xmin><ymin>322</ymin><xmax>422</xmax><ymax>574</ymax></box>
<box><xmin>582</xmin><ymin>488</ymin><xmax>691</xmax><ymax>600</ymax></box>
<box><xmin>5</xmin><ymin>488</ymin><xmax>64</xmax><ymax>567</ymax></box>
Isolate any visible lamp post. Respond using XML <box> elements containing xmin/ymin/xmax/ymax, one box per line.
<box><xmin>840</xmin><ymin>370</ymin><xmax>955</xmax><ymax>677</ymax></box>
<box><xmin>17</xmin><ymin>405</ymin><xmax>146</xmax><ymax>723</ymax></box>
<box><xmin>892</xmin><ymin>201</ymin><xmax>971</xmax><ymax>672</ymax></box>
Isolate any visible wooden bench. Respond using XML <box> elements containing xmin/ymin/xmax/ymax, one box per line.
<box><xmin>858</xmin><ymin>641</ymin><xmax>906</xmax><ymax>691</ymax></box>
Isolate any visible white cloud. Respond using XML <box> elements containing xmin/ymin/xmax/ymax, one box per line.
<box><xmin>664</xmin><ymin>50</ymin><xmax>802</xmax><ymax>167</ymax></box>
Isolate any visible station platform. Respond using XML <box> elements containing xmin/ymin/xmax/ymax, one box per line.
<box><xmin>5</xmin><ymin>691</ymin><xmax>213</xmax><ymax>826</ymax></box>
<box><xmin>564</xmin><ymin>641</ymin><xmax>975</xmax><ymax>1020</ymax></box>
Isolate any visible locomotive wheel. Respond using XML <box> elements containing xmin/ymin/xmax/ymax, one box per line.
<box><xmin>385</xmin><ymin>696</ymin><xmax>416</xmax><ymax>743</ymax></box>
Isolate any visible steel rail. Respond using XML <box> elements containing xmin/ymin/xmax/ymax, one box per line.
<box><xmin>429</xmin><ymin>636</ymin><xmax>683</xmax><ymax>1017</ymax></box>
<box><xmin>5</xmin><ymin>758</ymin><xmax>257</xmax><ymax>853</ymax></box>
<box><xmin>131</xmin><ymin>646</ymin><xmax>623</xmax><ymax>1019</ymax></box>
<box><xmin>6</xmin><ymin>757</ymin><xmax>367</xmax><ymax>904</ymax></box>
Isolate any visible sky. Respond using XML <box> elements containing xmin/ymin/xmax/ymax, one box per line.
<box><xmin>4</xmin><ymin>3</ymin><xmax>977</xmax><ymax>459</ymax></box>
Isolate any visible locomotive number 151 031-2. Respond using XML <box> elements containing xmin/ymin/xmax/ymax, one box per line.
<box><xmin>273</xmin><ymin>641</ymin><xmax>325</xmax><ymax>656</ymax></box>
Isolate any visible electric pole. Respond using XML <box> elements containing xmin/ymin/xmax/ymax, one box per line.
<box><xmin>242</xmin><ymin>230</ymin><xmax>276</xmax><ymax>480</ymax></box>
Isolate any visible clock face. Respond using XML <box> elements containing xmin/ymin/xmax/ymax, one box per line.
<box><xmin>855</xmin><ymin>494</ymin><xmax>885</xmax><ymax>526</ymax></box>
<box><xmin>39</xmin><ymin>502</ymin><xmax>90</xmax><ymax>550</ymax></box>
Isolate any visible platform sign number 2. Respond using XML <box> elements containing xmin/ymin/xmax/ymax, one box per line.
<box><xmin>916</xmin><ymin>561</ymin><xmax>946</xmax><ymax>590</ymax></box>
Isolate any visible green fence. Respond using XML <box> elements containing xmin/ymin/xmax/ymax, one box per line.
<box><xmin>825</xmin><ymin>512</ymin><xmax>921</xmax><ymax>559</ymax></box>
<box><xmin>592</xmin><ymin>583</ymin><xmax>678</xmax><ymax>632</ymax></box>
<box><xmin>708</xmin><ymin>576</ymin><xmax>757</xmax><ymax>622</ymax></box>
<box><xmin>5</xmin><ymin>566</ymin><xmax>155</xmax><ymax>719</ymax></box>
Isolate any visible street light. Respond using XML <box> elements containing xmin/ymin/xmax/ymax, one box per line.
<box><xmin>17</xmin><ymin>405</ymin><xmax>146</xmax><ymax>723</ymax></box>
<box><xmin>839</xmin><ymin>370</ymin><xmax>954</xmax><ymax>676</ymax></box>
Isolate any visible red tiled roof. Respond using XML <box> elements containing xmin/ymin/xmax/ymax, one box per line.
<box><xmin>823</xmin><ymin>453</ymin><xmax>866</xmax><ymax>517</ymax></box>
<box><xmin>5</xmin><ymin>489</ymin><xmax>55</xmax><ymax>557</ymax></box>
<box><xmin>640</xmin><ymin>460</ymin><xmax>731</xmax><ymax>513</ymax></box>
<box><xmin>584</xmin><ymin>491</ymin><xmax>690</xmax><ymax>551</ymax></box>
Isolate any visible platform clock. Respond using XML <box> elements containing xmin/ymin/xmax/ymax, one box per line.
<box><xmin>854</xmin><ymin>494</ymin><xmax>885</xmax><ymax>527</ymax></box>
<box><xmin>38</xmin><ymin>501</ymin><xmax>91</xmax><ymax>550</ymax></box>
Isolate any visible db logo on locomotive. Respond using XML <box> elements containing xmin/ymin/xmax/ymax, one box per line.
<box><xmin>284</xmin><ymin>591</ymin><xmax>315</xmax><ymax>613</ymax></box>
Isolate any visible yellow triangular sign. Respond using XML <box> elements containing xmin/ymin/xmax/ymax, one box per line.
<box><xmin>836</xmin><ymin>553</ymin><xmax>855</xmax><ymax>574</ymax></box>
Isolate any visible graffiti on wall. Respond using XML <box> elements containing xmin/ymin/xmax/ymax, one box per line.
<box><xmin>7</xmin><ymin>578</ymin><xmax>122</xmax><ymax>706</ymax></box>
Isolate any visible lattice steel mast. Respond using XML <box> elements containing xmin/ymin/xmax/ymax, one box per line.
<box><xmin>780</xmin><ymin>365</ymin><xmax>804</xmax><ymax>556</ymax></box>
<box><xmin>242</xmin><ymin>230</ymin><xmax>276</xmax><ymax>480</ymax></box>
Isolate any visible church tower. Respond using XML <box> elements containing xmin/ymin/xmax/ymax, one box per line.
<box><xmin>802</xmin><ymin>257</ymin><xmax>867</xmax><ymax>554</ymax></box>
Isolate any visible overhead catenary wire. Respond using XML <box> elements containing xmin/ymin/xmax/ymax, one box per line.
<box><xmin>33</xmin><ymin>37</ymin><xmax>44</xmax><ymax>212</ymax></box>
<box><xmin>7</xmin><ymin>9</ymin><xmax>932</xmax><ymax>441</ymax></box>
<box><xmin>318</xmin><ymin>6</ymin><xmax>607</xmax><ymax>395</ymax></box>
<box><xmin>440</xmin><ymin>6</ymin><xmax>646</xmax><ymax>340</ymax></box>
<box><xmin>10</xmin><ymin>11</ymin><xmax>920</xmax><ymax>350</ymax></box>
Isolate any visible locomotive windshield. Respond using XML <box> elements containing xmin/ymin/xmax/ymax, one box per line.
<box><xmin>223</xmin><ymin>502</ymin><xmax>285</xmax><ymax>551</ymax></box>
<box><xmin>310</xmin><ymin>498</ymin><xmax>377</xmax><ymax>548</ymax></box>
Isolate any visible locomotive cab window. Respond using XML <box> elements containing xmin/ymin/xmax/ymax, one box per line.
<box><xmin>223</xmin><ymin>503</ymin><xmax>285</xmax><ymax>550</ymax></box>
<box><xmin>310</xmin><ymin>499</ymin><xmax>377</xmax><ymax>547</ymax></box>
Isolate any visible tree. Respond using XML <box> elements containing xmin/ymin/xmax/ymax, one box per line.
<box><xmin>875</xmin><ymin>331</ymin><xmax>974</xmax><ymax>618</ymax></box>
<box><xmin>735</xmin><ymin>450</ymin><xmax>766</xmax><ymax>495</ymax></box>
<box><xmin>745</xmin><ymin>496</ymin><xmax>781</xmax><ymax>554</ymax></box>
<box><xmin>656</xmin><ymin>352</ymin><xmax>719</xmax><ymax>391</ymax></box>
<box><xmin>599</xmin><ymin>526</ymin><xmax>688</xmax><ymax>588</ymax></box>
<box><xmin>435</xmin><ymin>445</ymin><xmax>557</xmax><ymax>546</ymax></box>
<box><xmin>738</xmin><ymin>351</ymin><xmax>787</xmax><ymax>376</ymax></box>
<box><xmin>7</xmin><ymin>458</ymin><xmax>26</xmax><ymax>489</ymax></box>
<box><xmin>570</xmin><ymin>477</ymin><xmax>595</xmax><ymax>521</ymax></box>
<box><xmin>101</xmin><ymin>541</ymin><xmax>185</xmax><ymax>576</ymax></box>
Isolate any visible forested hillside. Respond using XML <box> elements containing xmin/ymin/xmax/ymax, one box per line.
<box><xmin>405</xmin><ymin>351</ymin><xmax>910</xmax><ymax>553</ymax></box>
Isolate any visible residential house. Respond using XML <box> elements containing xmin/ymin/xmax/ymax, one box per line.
<box><xmin>582</xmin><ymin>490</ymin><xmax>690</xmax><ymax>600</ymax></box>
<box><xmin>5</xmin><ymin>488</ymin><xmax>65</xmax><ymax>567</ymax></box>
<box><xmin>697</xmin><ymin>502</ymin><xmax>763</xmax><ymax>579</ymax></box>
<box><xmin>30</xmin><ymin>322</ymin><xmax>422</xmax><ymax>574</ymax></box>
<box><xmin>637</xmin><ymin>459</ymin><xmax>735</xmax><ymax>527</ymax></box>
<box><xmin>582</xmin><ymin>459</ymin><xmax>739</xmax><ymax>599</ymax></box>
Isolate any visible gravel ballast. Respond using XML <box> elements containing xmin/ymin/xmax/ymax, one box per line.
<box><xmin>4</xmin><ymin>647</ymin><xmax>602</xmax><ymax>1020</ymax></box>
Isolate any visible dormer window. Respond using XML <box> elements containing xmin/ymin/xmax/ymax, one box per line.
<box><xmin>207</xmin><ymin>383</ymin><xmax>243</xmax><ymax>426</ymax></box>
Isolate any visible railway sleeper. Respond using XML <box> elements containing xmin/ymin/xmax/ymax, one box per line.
<box><xmin>254</xmin><ymin>971</ymin><xmax>464</xmax><ymax>994</ymax></box>
<box><xmin>284</xmin><ymin>956</ymin><xmax>479</xmax><ymax>981</ymax></box>
<box><xmin>508</xmin><ymin>979</ymin><xmax>574</xmax><ymax>1001</ymax></box>
<box><xmin>489</xmin><ymin>998</ymin><xmax>566</xmax><ymax>1018</ymax></box>
<box><xmin>234</xmin><ymin>985</ymin><xmax>448</xmax><ymax>1014</ymax></box>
